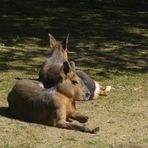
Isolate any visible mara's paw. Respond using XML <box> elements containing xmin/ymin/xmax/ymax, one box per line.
<box><xmin>78</xmin><ymin>116</ymin><xmax>88</xmax><ymax>123</ymax></box>
<box><xmin>105</xmin><ymin>86</ymin><xmax>111</xmax><ymax>92</ymax></box>
<box><xmin>91</xmin><ymin>127</ymin><xmax>100</xmax><ymax>134</ymax></box>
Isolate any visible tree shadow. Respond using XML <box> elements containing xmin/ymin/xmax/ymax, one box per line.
<box><xmin>0</xmin><ymin>46</ymin><xmax>47</xmax><ymax>77</ymax></box>
<box><xmin>0</xmin><ymin>0</ymin><xmax>147</xmax><ymax>77</ymax></box>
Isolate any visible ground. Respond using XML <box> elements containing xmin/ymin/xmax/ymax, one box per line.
<box><xmin>0</xmin><ymin>1</ymin><xmax>148</xmax><ymax>148</ymax></box>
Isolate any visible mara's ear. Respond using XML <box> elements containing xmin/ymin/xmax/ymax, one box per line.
<box><xmin>62</xmin><ymin>34</ymin><xmax>69</xmax><ymax>50</ymax></box>
<box><xmin>69</xmin><ymin>61</ymin><xmax>76</xmax><ymax>72</ymax></box>
<box><xmin>59</xmin><ymin>61</ymin><xmax>71</xmax><ymax>81</ymax></box>
<box><xmin>48</xmin><ymin>33</ymin><xmax>57</xmax><ymax>49</ymax></box>
<box><xmin>63</xmin><ymin>61</ymin><xmax>72</xmax><ymax>76</ymax></box>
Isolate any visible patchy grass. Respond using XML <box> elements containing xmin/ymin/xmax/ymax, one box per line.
<box><xmin>0</xmin><ymin>40</ymin><xmax>147</xmax><ymax>148</ymax></box>
<box><xmin>0</xmin><ymin>1</ymin><xmax>148</xmax><ymax>148</ymax></box>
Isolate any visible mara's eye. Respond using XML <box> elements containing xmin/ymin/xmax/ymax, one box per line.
<box><xmin>71</xmin><ymin>80</ymin><xmax>78</xmax><ymax>85</ymax></box>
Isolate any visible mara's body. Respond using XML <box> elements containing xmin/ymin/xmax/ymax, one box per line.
<box><xmin>7</xmin><ymin>79</ymin><xmax>76</xmax><ymax>125</ymax></box>
<box><xmin>77</xmin><ymin>71</ymin><xmax>111</xmax><ymax>100</ymax></box>
<box><xmin>39</xmin><ymin>34</ymin><xmax>69</xmax><ymax>88</ymax></box>
<box><xmin>7</xmin><ymin>71</ymin><xmax>98</xmax><ymax>133</ymax></box>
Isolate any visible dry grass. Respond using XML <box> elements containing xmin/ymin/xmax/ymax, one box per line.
<box><xmin>0</xmin><ymin>1</ymin><xmax>148</xmax><ymax>147</ymax></box>
<box><xmin>0</xmin><ymin>41</ymin><xmax>148</xmax><ymax>148</ymax></box>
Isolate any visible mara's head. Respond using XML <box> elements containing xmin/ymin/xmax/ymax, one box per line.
<box><xmin>48</xmin><ymin>33</ymin><xmax>69</xmax><ymax>63</ymax></box>
<box><xmin>57</xmin><ymin>61</ymin><xmax>91</xmax><ymax>101</ymax></box>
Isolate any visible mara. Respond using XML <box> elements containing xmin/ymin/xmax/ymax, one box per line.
<box><xmin>7</xmin><ymin>63</ymin><xmax>98</xmax><ymax>134</ymax></box>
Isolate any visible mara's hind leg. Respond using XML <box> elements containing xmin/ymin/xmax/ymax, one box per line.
<box><xmin>99</xmin><ymin>86</ymin><xmax>111</xmax><ymax>96</ymax></box>
<box><xmin>56</xmin><ymin>120</ymin><xmax>99</xmax><ymax>134</ymax></box>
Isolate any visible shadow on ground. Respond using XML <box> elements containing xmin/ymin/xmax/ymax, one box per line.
<box><xmin>0</xmin><ymin>106</ymin><xmax>40</xmax><ymax>125</ymax></box>
<box><xmin>0</xmin><ymin>107</ymin><xmax>11</xmax><ymax>118</ymax></box>
<box><xmin>0</xmin><ymin>0</ymin><xmax>147</xmax><ymax>77</ymax></box>
<box><xmin>0</xmin><ymin>106</ymin><xmax>60</xmax><ymax>127</ymax></box>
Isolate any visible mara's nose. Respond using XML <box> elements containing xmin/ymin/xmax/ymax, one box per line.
<box><xmin>85</xmin><ymin>92</ymin><xmax>91</xmax><ymax>100</ymax></box>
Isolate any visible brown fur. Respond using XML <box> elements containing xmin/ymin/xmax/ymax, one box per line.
<box><xmin>7</xmin><ymin>70</ymin><xmax>98</xmax><ymax>134</ymax></box>
<box><xmin>39</xmin><ymin>34</ymin><xmax>69</xmax><ymax>88</ymax></box>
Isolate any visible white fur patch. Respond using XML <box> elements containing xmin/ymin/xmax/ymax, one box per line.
<box><xmin>38</xmin><ymin>83</ymin><xmax>44</xmax><ymax>88</ymax></box>
<box><xmin>94</xmin><ymin>81</ymin><xmax>101</xmax><ymax>99</ymax></box>
<box><xmin>105</xmin><ymin>86</ymin><xmax>111</xmax><ymax>92</ymax></box>
<box><xmin>48</xmin><ymin>87</ymin><xmax>57</xmax><ymax>95</ymax></box>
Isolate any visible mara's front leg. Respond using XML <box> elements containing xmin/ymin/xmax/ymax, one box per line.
<box><xmin>69</xmin><ymin>112</ymin><xmax>88</xmax><ymax>123</ymax></box>
<box><xmin>56</xmin><ymin>120</ymin><xmax>99</xmax><ymax>134</ymax></box>
<box><xmin>53</xmin><ymin>106</ymin><xmax>99</xmax><ymax>134</ymax></box>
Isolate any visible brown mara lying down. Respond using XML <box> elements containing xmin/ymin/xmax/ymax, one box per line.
<box><xmin>7</xmin><ymin>64</ymin><xmax>99</xmax><ymax>134</ymax></box>
<box><xmin>76</xmin><ymin>70</ymin><xmax>111</xmax><ymax>100</ymax></box>
<box><xmin>69</xmin><ymin>61</ymin><xmax>112</xmax><ymax>100</ymax></box>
